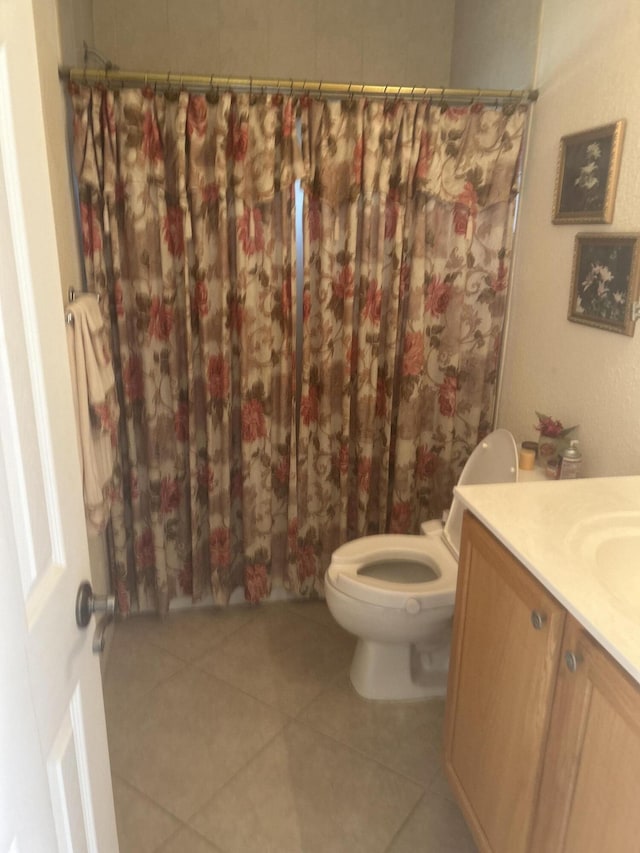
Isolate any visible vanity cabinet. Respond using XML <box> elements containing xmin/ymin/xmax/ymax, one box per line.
<box><xmin>443</xmin><ymin>512</ymin><xmax>566</xmax><ymax>853</ymax></box>
<box><xmin>530</xmin><ymin>615</ymin><xmax>640</xmax><ymax>852</ymax></box>
<box><xmin>444</xmin><ymin>511</ymin><xmax>640</xmax><ymax>853</ymax></box>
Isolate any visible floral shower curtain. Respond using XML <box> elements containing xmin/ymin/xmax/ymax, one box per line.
<box><xmin>291</xmin><ymin>99</ymin><xmax>528</xmax><ymax>592</ymax></box>
<box><xmin>71</xmin><ymin>85</ymin><xmax>303</xmax><ymax>613</ymax></box>
<box><xmin>70</xmin><ymin>83</ymin><xmax>527</xmax><ymax>609</ymax></box>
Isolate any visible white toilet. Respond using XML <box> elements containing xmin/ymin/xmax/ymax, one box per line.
<box><xmin>325</xmin><ymin>429</ymin><xmax>519</xmax><ymax>701</ymax></box>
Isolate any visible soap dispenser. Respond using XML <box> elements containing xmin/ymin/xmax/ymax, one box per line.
<box><xmin>559</xmin><ymin>440</ymin><xmax>582</xmax><ymax>479</ymax></box>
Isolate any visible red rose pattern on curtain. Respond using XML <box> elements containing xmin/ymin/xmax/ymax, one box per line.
<box><xmin>71</xmin><ymin>85</ymin><xmax>303</xmax><ymax>613</ymax></box>
<box><xmin>290</xmin><ymin>99</ymin><xmax>528</xmax><ymax>593</ymax></box>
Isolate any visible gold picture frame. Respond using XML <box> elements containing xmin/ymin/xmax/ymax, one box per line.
<box><xmin>568</xmin><ymin>233</ymin><xmax>639</xmax><ymax>336</ymax></box>
<box><xmin>553</xmin><ymin>121</ymin><xmax>625</xmax><ymax>224</ymax></box>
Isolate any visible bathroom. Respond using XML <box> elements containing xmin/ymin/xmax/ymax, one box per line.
<box><xmin>2</xmin><ymin>0</ymin><xmax>640</xmax><ymax>850</ymax></box>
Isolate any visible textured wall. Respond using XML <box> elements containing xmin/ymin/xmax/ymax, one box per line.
<box><xmin>90</xmin><ymin>0</ymin><xmax>454</xmax><ymax>86</ymax></box>
<box><xmin>449</xmin><ymin>0</ymin><xmax>541</xmax><ymax>89</ymax></box>
<box><xmin>57</xmin><ymin>0</ymin><xmax>94</xmax><ymax>64</ymax></box>
<box><xmin>497</xmin><ymin>0</ymin><xmax>640</xmax><ymax>476</ymax></box>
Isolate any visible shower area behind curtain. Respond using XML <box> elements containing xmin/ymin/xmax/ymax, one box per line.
<box><xmin>70</xmin><ymin>84</ymin><xmax>528</xmax><ymax>615</ymax></box>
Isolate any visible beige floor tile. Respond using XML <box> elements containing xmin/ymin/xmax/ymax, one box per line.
<box><xmin>428</xmin><ymin>760</ymin><xmax>458</xmax><ymax>803</ymax></box>
<box><xmin>155</xmin><ymin>825</ymin><xmax>223</xmax><ymax>852</ymax></box>
<box><xmin>300</xmin><ymin>684</ymin><xmax>445</xmax><ymax>787</ymax></box>
<box><xmin>105</xmin><ymin>604</ymin><xmax>471</xmax><ymax>853</ymax></box>
<box><xmin>284</xmin><ymin>599</ymin><xmax>340</xmax><ymax>629</ymax></box>
<box><xmin>220</xmin><ymin>603</ymin><xmax>340</xmax><ymax>652</ymax></box>
<box><xmin>108</xmin><ymin>666</ymin><xmax>286</xmax><ymax>822</ymax></box>
<box><xmin>103</xmin><ymin>631</ymin><xmax>184</xmax><ymax>724</ymax></box>
<box><xmin>387</xmin><ymin>792</ymin><xmax>477</xmax><ymax>852</ymax></box>
<box><xmin>111</xmin><ymin>776</ymin><xmax>180</xmax><ymax>853</ymax></box>
<box><xmin>197</xmin><ymin>609</ymin><xmax>355</xmax><ymax>717</ymax></box>
<box><xmin>189</xmin><ymin>720</ymin><xmax>422</xmax><ymax>853</ymax></box>
<box><xmin>111</xmin><ymin>607</ymin><xmax>258</xmax><ymax>664</ymax></box>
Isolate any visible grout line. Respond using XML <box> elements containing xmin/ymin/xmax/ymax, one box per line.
<box><xmin>292</xmin><ymin>713</ymin><xmax>434</xmax><ymax>794</ymax></box>
<box><xmin>111</xmin><ymin>772</ymin><xmax>184</xmax><ymax>844</ymax></box>
<box><xmin>382</xmin><ymin>790</ymin><xmax>427</xmax><ymax>853</ymax></box>
<box><xmin>151</xmin><ymin>819</ymin><xmax>225</xmax><ymax>853</ymax></box>
<box><xmin>181</xmin><ymin>720</ymin><xmax>294</xmax><ymax>830</ymax></box>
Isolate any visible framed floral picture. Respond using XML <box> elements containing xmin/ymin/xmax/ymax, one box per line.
<box><xmin>552</xmin><ymin>121</ymin><xmax>625</xmax><ymax>223</ymax></box>
<box><xmin>568</xmin><ymin>233</ymin><xmax>640</xmax><ymax>336</ymax></box>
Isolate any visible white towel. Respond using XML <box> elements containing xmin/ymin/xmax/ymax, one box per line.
<box><xmin>65</xmin><ymin>294</ymin><xmax>120</xmax><ymax>535</ymax></box>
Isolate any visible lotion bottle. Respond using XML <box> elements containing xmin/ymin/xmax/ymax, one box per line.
<box><xmin>559</xmin><ymin>440</ymin><xmax>582</xmax><ymax>479</ymax></box>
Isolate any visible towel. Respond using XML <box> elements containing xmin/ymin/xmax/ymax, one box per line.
<box><xmin>65</xmin><ymin>294</ymin><xmax>120</xmax><ymax>535</ymax></box>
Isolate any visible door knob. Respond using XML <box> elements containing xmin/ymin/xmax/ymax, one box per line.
<box><xmin>75</xmin><ymin>581</ymin><xmax>116</xmax><ymax>653</ymax></box>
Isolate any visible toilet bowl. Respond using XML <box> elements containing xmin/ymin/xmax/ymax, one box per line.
<box><xmin>325</xmin><ymin>429</ymin><xmax>519</xmax><ymax>701</ymax></box>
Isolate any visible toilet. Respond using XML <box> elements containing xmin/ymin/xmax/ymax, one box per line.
<box><xmin>325</xmin><ymin>429</ymin><xmax>519</xmax><ymax>701</ymax></box>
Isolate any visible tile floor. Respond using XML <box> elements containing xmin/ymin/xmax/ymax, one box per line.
<box><xmin>103</xmin><ymin>600</ymin><xmax>477</xmax><ymax>853</ymax></box>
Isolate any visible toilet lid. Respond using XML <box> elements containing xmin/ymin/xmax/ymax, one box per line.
<box><xmin>443</xmin><ymin>428</ymin><xmax>518</xmax><ymax>559</ymax></box>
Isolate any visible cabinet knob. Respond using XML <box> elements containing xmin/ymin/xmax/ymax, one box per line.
<box><xmin>565</xmin><ymin>651</ymin><xmax>580</xmax><ymax>673</ymax></box>
<box><xmin>530</xmin><ymin>610</ymin><xmax>547</xmax><ymax>630</ymax></box>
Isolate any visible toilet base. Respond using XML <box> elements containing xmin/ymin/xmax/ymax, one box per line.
<box><xmin>349</xmin><ymin>638</ymin><xmax>448</xmax><ymax>701</ymax></box>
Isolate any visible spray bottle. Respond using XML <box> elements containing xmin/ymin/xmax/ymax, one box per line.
<box><xmin>559</xmin><ymin>440</ymin><xmax>582</xmax><ymax>480</ymax></box>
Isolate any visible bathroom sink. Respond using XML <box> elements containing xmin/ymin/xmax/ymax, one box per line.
<box><xmin>594</xmin><ymin>533</ymin><xmax>640</xmax><ymax>615</ymax></box>
<box><xmin>568</xmin><ymin>513</ymin><xmax>640</xmax><ymax>620</ymax></box>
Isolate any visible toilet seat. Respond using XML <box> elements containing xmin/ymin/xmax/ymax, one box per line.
<box><xmin>327</xmin><ymin>534</ymin><xmax>457</xmax><ymax>610</ymax></box>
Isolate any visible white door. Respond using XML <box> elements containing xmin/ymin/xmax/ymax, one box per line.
<box><xmin>0</xmin><ymin>0</ymin><xmax>119</xmax><ymax>850</ymax></box>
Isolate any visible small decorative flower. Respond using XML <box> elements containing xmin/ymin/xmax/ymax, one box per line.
<box><xmin>534</xmin><ymin>412</ymin><xmax>578</xmax><ymax>438</ymax></box>
<box><xmin>535</xmin><ymin>412</ymin><xmax>578</xmax><ymax>464</ymax></box>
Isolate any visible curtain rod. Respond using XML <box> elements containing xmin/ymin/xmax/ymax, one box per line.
<box><xmin>58</xmin><ymin>66</ymin><xmax>538</xmax><ymax>104</ymax></box>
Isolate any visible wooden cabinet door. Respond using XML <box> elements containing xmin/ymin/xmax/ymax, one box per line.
<box><xmin>531</xmin><ymin>615</ymin><xmax>640</xmax><ymax>852</ymax></box>
<box><xmin>444</xmin><ymin>513</ymin><xmax>566</xmax><ymax>853</ymax></box>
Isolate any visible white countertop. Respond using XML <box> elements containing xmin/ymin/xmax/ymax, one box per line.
<box><xmin>454</xmin><ymin>475</ymin><xmax>640</xmax><ymax>684</ymax></box>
